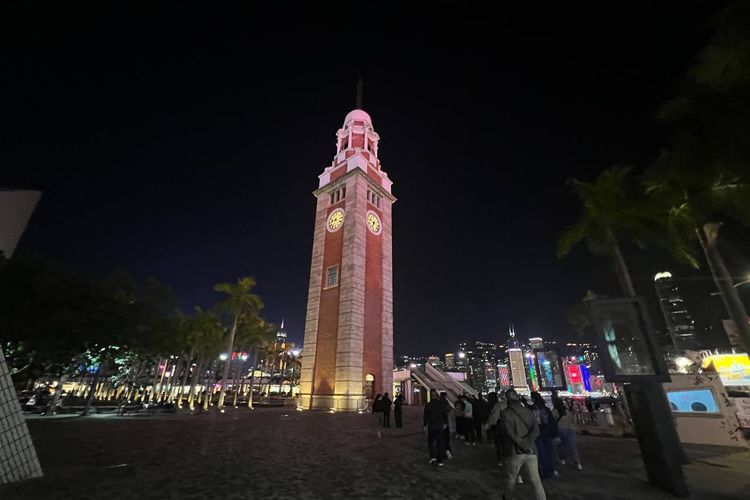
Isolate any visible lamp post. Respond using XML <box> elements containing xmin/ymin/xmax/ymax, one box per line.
<box><xmin>589</xmin><ymin>297</ymin><xmax>688</xmax><ymax>498</ymax></box>
<box><xmin>709</xmin><ymin>275</ymin><xmax>750</xmax><ymax>296</ymax></box>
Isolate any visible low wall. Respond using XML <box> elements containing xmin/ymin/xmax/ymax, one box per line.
<box><xmin>663</xmin><ymin>373</ymin><xmax>747</xmax><ymax>448</ymax></box>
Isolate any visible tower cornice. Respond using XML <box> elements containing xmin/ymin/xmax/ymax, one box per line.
<box><xmin>314</xmin><ymin>167</ymin><xmax>396</xmax><ymax>203</ymax></box>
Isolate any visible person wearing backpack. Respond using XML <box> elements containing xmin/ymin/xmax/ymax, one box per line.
<box><xmin>530</xmin><ymin>391</ymin><xmax>558</xmax><ymax>480</ymax></box>
<box><xmin>501</xmin><ymin>389</ymin><xmax>547</xmax><ymax>500</ymax></box>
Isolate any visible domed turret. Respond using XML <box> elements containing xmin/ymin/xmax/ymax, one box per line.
<box><xmin>343</xmin><ymin>109</ymin><xmax>372</xmax><ymax>126</ymax></box>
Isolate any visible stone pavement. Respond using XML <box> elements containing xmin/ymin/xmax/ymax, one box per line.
<box><xmin>0</xmin><ymin>406</ymin><xmax>748</xmax><ymax>499</ymax></box>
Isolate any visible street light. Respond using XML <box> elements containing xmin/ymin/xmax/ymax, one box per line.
<box><xmin>219</xmin><ymin>353</ymin><xmax>228</xmax><ymax>361</ymax></box>
<box><xmin>709</xmin><ymin>274</ymin><xmax>750</xmax><ymax>296</ymax></box>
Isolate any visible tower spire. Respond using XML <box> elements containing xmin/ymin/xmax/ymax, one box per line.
<box><xmin>356</xmin><ymin>75</ymin><xmax>363</xmax><ymax>109</ymax></box>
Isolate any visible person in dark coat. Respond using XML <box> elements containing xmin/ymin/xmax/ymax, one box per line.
<box><xmin>473</xmin><ymin>394</ymin><xmax>487</xmax><ymax>442</ymax></box>
<box><xmin>531</xmin><ymin>391</ymin><xmax>558</xmax><ymax>479</ymax></box>
<box><xmin>394</xmin><ymin>393</ymin><xmax>404</xmax><ymax>428</ymax></box>
<box><xmin>372</xmin><ymin>393</ymin><xmax>384</xmax><ymax>428</ymax></box>
<box><xmin>382</xmin><ymin>392</ymin><xmax>392</xmax><ymax>427</ymax></box>
<box><xmin>423</xmin><ymin>389</ymin><xmax>448</xmax><ymax>465</ymax></box>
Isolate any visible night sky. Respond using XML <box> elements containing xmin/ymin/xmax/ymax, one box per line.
<box><xmin>4</xmin><ymin>2</ymin><xmax>748</xmax><ymax>355</ymax></box>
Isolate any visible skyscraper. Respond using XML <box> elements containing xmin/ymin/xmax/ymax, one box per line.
<box><xmin>444</xmin><ymin>353</ymin><xmax>455</xmax><ymax>370</ymax></box>
<box><xmin>507</xmin><ymin>325</ymin><xmax>520</xmax><ymax>349</ymax></box>
<box><xmin>507</xmin><ymin>326</ymin><xmax>528</xmax><ymax>390</ymax></box>
<box><xmin>529</xmin><ymin>337</ymin><xmax>544</xmax><ymax>349</ymax></box>
<box><xmin>299</xmin><ymin>109</ymin><xmax>395</xmax><ymax>411</ymax></box>
<box><xmin>654</xmin><ymin>272</ymin><xmax>699</xmax><ymax>351</ymax></box>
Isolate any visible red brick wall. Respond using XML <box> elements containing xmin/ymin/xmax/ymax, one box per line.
<box><xmin>330</xmin><ymin>165</ymin><xmax>346</xmax><ymax>182</ymax></box>
<box><xmin>363</xmin><ymin>206</ymin><xmax>383</xmax><ymax>394</ymax></box>
<box><xmin>366</xmin><ymin>166</ymin><xmax>381</xmax><ymax>185</ymax></box>
<box><xmin>313</xmin><ymin>202</ymin><xmax>345</xmax><ymax>395</ymax></box>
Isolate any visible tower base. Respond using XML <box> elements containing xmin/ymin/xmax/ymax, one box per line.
<box><xmin>299</xmin><ymin>393</ymin><xmax>367</xmax><ymax>412</ymax></box>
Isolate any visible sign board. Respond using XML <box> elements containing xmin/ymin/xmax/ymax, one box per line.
<box><xmin>589</xmin><ymin>297</ymin><xmax>670</xmax><ymax>383</ymax></box>
<box><xmin>533</xmin><ymin>348</ymin><xmax>566</xmax><ymax>390</ymax></box>
<box><xmin>701</xmin><ymin>353</ymin><xmax>750</xmax><ymax>387</ymax></box>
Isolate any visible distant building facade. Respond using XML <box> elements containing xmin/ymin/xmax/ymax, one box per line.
<box><xmin>444</xmin><ymin>353</ymin><xmax>455</xmax><ymax>370</ymax></box>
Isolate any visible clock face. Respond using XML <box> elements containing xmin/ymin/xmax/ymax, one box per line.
<box><xmin>366</xmin><ymin>211</ymin><xmax>382</xmax><ymax>235</ymax></box>
<box><xmin>327</xmin><ymin>208</ymin><xmax>345</xmax><ymax>232</ymax></box>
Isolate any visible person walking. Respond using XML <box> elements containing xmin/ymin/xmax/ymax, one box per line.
<box><xmin>487</xmin><ymin>392</ymin><xmax>506</xmax><ymax>465</ymax></box>
<box><xmin>454</xmin><ymin>397</ymin><xmax>466</xmax><ymax>439</ymax></box>
<box><xmin>530</xmin><ymin>391</ymin><xmax>558</xmax><ymax>479</ymax></box>
<box><xmin>501</xmin><ymin>389</ymin><xmax>546</xmax><ymax>500</ymax></box>
<box><xmin>473</xmin><ymin>394</ymin><xmax>487</xmax><ymax>442</ymax></box>
<box><xmin>440</xmin><ymin>392</ymin><xmax>455</xmax><ymax>459</ymax></box>
<box><xmin>382</xmin><ymin>392</ymin><xmax>392</xmax><ymax>427</ymax></box>
<box><xmin>555</xmin><ymin>402</ymin><xmax>583</xmax><ymax>470</ymax></box>
<box><xmin>394</xmin><ymin>392</ymin><xmax>404</xmax><ymax>428</ymax></box>
<box><xmin>585</xmin><ymin>397</ymin><xmax>596</xmax><ymax>422</ymax></box>
<box><xmin>372</xmin><ymin>393</ymin><xmax>384</xmax><ymax>428</ymax></box>
<box><xmin>424</xmin><ymin>389</ymin><xmax>448</xmax><ymax>466</ymax></box>
<box><xmin>462</xmin><ymin>395</ymin><xmax>476</xmax><ymax>445</ymax></box>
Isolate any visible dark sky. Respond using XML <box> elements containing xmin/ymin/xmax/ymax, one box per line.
<box><xmin>4</xmin><ymin>2</ymin><xmax>748</xmax><ymax>355</ymax></box>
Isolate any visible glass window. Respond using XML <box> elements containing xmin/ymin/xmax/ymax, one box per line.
<box><xmin>326</xmin><ymin>266</ymin><xmax>338</xmax><ymax>288</ymax></box>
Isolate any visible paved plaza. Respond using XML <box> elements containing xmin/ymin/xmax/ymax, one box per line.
<box><xmin>1</xmin><ymin>406</ymin><xmax>748</xmax><ymax>499</ymax></box>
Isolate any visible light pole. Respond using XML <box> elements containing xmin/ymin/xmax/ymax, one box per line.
<box><xmin>709</xmin><ymin>275</ymin><xmax>750</xmax><ymax>296</ymax></box>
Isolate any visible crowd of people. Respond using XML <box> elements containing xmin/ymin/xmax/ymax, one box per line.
<box><xmin>371</xmin><ymin>392</ymin><xmax>404</xmax><ymax>428</ymax></box>
<box><xmin>420</xmin><ymin>388</ymin><xmax>587</xmax><ymax>500</ymax></box>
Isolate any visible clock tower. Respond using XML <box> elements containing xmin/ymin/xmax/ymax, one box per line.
<box><xmin>299</xmin><ymin>109</ymin><xmax>395</xmax><ymax>411</ymax></box>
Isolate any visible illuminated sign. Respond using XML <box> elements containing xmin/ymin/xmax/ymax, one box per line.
<box><xmin>567</xmin><ymin>364</ymin><xmax>582</xmax><ymax>385</ymax></box>
<box><xmin>580</xmin><ymin>364</ymin><xmax>592</xmax><ymax>392</ymax></box>
<box><xmin>534</xmin><ymin>349</ymin><xmax>566</xmax><ymax>390</ymax></box>
<box><xmin>701</xmin><ymin>354</ymin><xmax>750</xmax><ymax>387</ymax></box>
<box><xmin>527</xmin><ymin>354</ymin><xmax>537</xmax><ymax>391</ymax></box>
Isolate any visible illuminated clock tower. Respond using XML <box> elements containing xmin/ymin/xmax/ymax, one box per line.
<box><xmin>299</xmin><ymin>109</ymin><xmax>395</xmax><ymax>411</ymax></box>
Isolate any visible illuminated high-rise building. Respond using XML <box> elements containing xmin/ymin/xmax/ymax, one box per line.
<box><xmin>508</xmin><ymin>349</ymin><xmax>528</xmax><ymax>390</ymax></box>
<box><xmin>506</xmin><ymin>325</ymin><xmax>528</xmax><ymax>389</ymax></box>
<box><xmin>444</xmin><ymin>353</ymin><xmax>455</xmax><ymax>370</ymax></box>
<box><xmin>654</xmin><ymin>272</ymin><xmax>699</xmax><ymax>351</ymax></box>
<box><xmin>529</xmin><ymin>337</ymin><xmax>543</xmax><ymax>349</ymax></box>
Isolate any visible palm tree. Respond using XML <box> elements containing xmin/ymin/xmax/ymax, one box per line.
<box><xmin>184</xmin><ymin>308</ymin><xmax>224</xmax><ymax>410</ymax></box>
<box><xmin>557</xmin><ymin>165</ymin><xmax>657</xmax><ymax>297</ymax></box>
<box><xmin>235</xmin><ymin>318</ymin><xmax>276</xmax><ymax>408</ymax></box>
<box><xmin>644</xmin><ymin>165</ymin><xmax>750</xmax><ymax>351</ymax></box>
<box><xmin>213</xmin><ymin>277</ymin><xmax>264</xmax><ymax>409</ymax></box>
<box><xmin>643</xmin><ymin>2</ymin><xmax>750</xmax><ymax>351</ymax></box>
